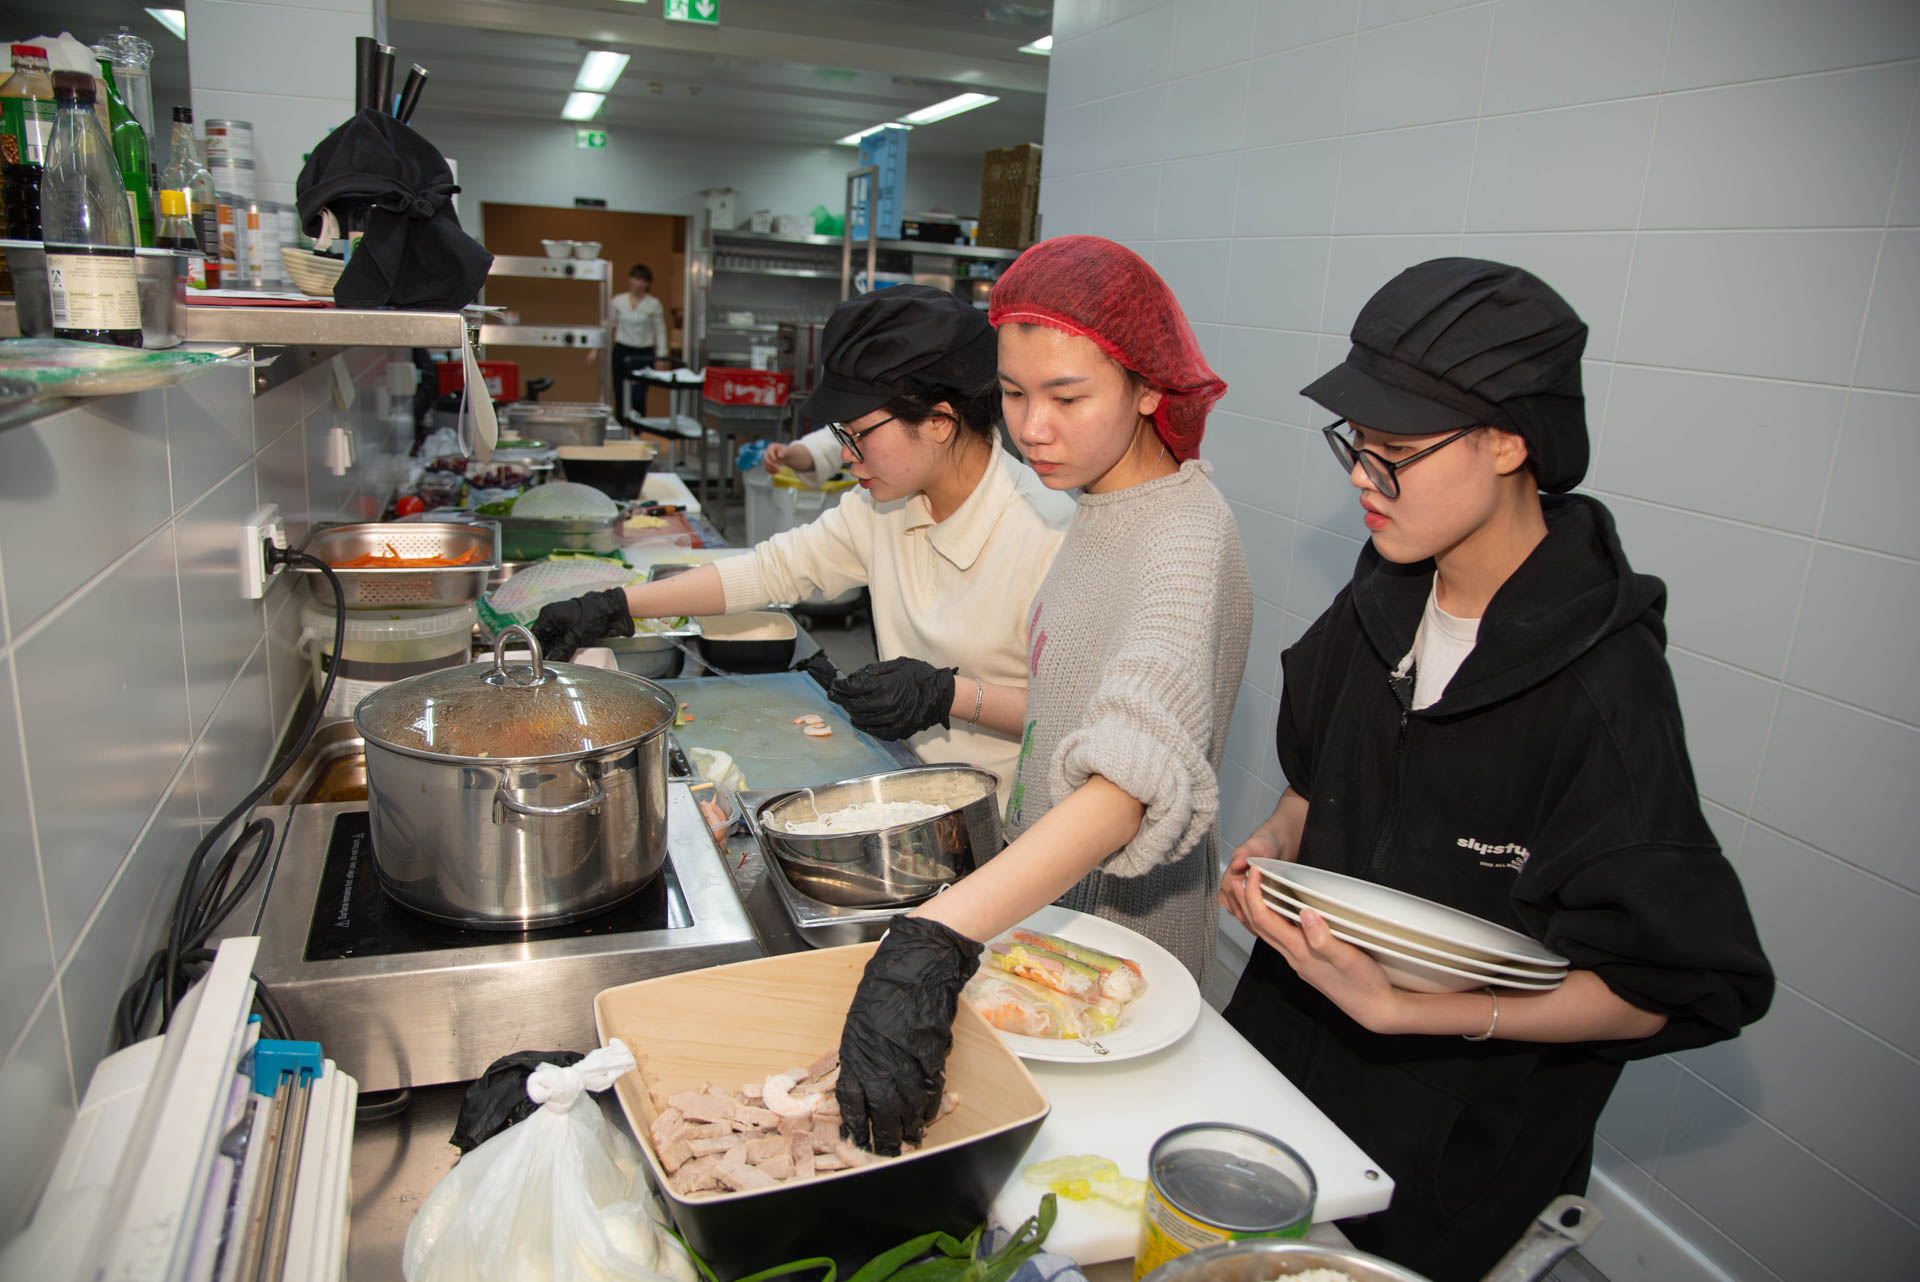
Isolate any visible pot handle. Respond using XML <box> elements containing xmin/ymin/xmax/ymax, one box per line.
<box><xmin>493</xmin><ymin>762</ymin><xmax>606</xmax><ymax>820</ymax></box>
<box><xmin>1480</xmin><ymin>1195</ymin><xmax>1602</xmax><ymax>1282</ymax></box>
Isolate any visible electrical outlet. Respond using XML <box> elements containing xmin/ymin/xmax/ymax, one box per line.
<box><xmin>241</xmin><ymin>503</ymin><xmax>285</xmax><ymax>599</ymax></box>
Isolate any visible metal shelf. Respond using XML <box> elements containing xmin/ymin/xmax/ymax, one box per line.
<box><xmin>713</xmin><ymin>228</ymin><xmax>844</xmax><ymax>249</ymax></box>
<box><xmin>486</xmin><ymin>255</ymin><xmax>612</xmax><ymax>281</ymax></box>
<box><xmin>477</xmin><ymin>323</ymin><xmax>607</xmax><ymax>348</ymax></box>
<box><xmin>711</xmin><ymin>227</ymin><xmax>1021</xmax><ymax>263</ymax></box>
<box><xmin>715</xmin><ymin>265</ymin><xmax>842</xmax><ymax>280</ymax></box>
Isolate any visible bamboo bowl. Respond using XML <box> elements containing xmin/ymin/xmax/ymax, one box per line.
<box><xmin>595</xmin><ymin>943</ymin><xmax>1051</xmax><ymax>1277</ymax></box>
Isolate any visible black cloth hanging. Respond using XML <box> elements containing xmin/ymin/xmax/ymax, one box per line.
<box><xmin>296</xmin><ymin>109</ymin><xmax>492</xmax><ymax>311</ymax></box>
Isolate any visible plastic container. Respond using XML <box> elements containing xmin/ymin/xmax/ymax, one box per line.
<box><xmin>300</xmin><ymin>601</ymin><xmax>475</xmax><ymax>719</ymax></box>
<box><xmin>744</xmin><ymin>467</ymin><xmax>861</xmax><ymax>608</ymax></box>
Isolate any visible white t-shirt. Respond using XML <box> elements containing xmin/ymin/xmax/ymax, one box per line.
<box><xmin>714</xmin><ymin>435</ymin><xmax>1073</xmax><ymax>804</ymax></box>
<box><xmin>1395</xmin><ymin>581</ymin><xmax>1480</xmax><ymax>711</ymax></box>
<box><xmin>610</xmin><ymin>291</ymin><xmax>668</xmax><ymax>351</ymax></box>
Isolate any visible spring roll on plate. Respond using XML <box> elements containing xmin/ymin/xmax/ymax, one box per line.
<box><xmin>1008</xmin><ymin>929</ymin><xmax>1149</xmax><ymax>1003</ymax></box>
<box><xmin>962</xmin><ymin>969</ymin><xmax>1121</xmax><ymax>1041</ymax></box>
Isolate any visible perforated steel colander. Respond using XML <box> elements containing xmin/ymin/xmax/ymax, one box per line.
<box><xmin>295</xmin><ymin>521</ymin><xmax>501</xmax><ymax>608</ymax></box>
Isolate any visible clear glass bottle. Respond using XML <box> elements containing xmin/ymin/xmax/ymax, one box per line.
<box><xmin>158</xmin><ymin>105</ymin><xmax>218</xmax><ymax>288</ymax></box>
<box><xmin>94</xmin><ymin>58</ymin><xmax>152</xmax><ymax>246</ymax></box>
<box><xmin>41</xmin><ymin>69</ymin><xmax>140</xmax><ymax>346</ymax></box>
<box><xmin>154</xmin><ymin>187</ymin><xmax>208</xmax><ymax>289</ymax></box>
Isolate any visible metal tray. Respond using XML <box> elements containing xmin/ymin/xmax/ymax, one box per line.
<box><xmin>296</xmin><ymin>521</ymin><xmax>501</xmax><ymax>608</ymax></box>
<box><xmin>495</xmin><ymin>511</ymin><xmax>622</xmax><ymax>560</ymax></box>
<box><xmin>737</xmin><ymin>786</ymin><xmax>917</xmax><ymax>947</ymax></box>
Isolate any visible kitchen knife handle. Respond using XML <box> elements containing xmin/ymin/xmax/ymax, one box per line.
<box><xmin>373</xmin><ymin>44</ymin><xmax>397</xmax><ymax>116</ymax></box>
<box><xmin>354</xmin><ymin>35</ymin><xmax>379</xmax><ymax>112</ymax></box>
<box><xmin>395</xmin><ymin>65</ymin><xmax>429</xmax><ymax>125</ymax></box>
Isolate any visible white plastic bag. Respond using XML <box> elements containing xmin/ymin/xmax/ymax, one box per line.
<box><xmin>403</xmin><ymin>1041</ymin><xmax>699</xmax><ymax>1282</ymax></box>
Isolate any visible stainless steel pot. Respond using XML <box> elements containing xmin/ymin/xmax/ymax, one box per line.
<box><xmin>1138</xmin><ymin>1195</ymin><xmax>1601</xmax><ymax>1282</ymax></box>
<box><xmin>352</xmin><ymin>626</ymin><xmax>676</xmax><ymax>929</ymax></box>
<box><xmin>754</xmin><ymin>765</ymin><xmax>1002</xmax><ymax>907</ymax></box>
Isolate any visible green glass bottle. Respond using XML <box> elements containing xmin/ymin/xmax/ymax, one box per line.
<box><xmin>95</xmin><ymin>58</ymin><xmax>151</xmax><ymax>247</ymax></box>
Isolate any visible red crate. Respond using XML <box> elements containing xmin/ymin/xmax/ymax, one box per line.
<box><xmin>702</xmin><ymin>367</ymin><xmax>793</xmax><ymax>407</ymax></box>
<box><xmin>434</xmin><ymin>359</ymin><xmax>520</xmax><ymax>401</ymax></box>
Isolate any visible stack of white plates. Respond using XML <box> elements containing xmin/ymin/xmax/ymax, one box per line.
<box><xmin>1252</xmin><ymin>859</ymin><xmax>1570</xmax><ymax>994</ymax></box>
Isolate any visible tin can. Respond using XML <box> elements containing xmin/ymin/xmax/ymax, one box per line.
<box><xmin>203</xmin><ymin>118</ymin><xmax>254</xmax><ymax>164</ymax></box>
<box><xmin>1133</xmin><ymin>1124</ymin><xmax>1317</xmax><ymax>1280</ymax></box>
<box><xmin>215</xmin><ymin>198</ymin><xmax>239</xmax><ymax>280</ymax></box>
<box><xmin>243</xmin><ymin>201</ymin><xmax>265</xmax><ymax>287</ymax></box>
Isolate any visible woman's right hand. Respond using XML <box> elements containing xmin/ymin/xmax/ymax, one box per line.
<box><xmin>528</xmin><ymin>588</ymin><xmax>634</xmax><ymax>662</ymax></box>
<box><xmin>761</xmin><ymin>441</ymin><xmax>816</xmax><ymax>475</ymax></box>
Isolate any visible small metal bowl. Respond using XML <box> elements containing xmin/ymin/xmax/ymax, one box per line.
<box><xmin>755</xmin><ymin>765</ymin><xmax>1002</xmax><ymax>908</ymax></box>
<box><xmin>5</xmin><ymin>242</ymin><xmax>190</xmax><ymax>348</ymax></box>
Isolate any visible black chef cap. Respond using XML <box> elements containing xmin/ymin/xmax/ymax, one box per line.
<box><xmin>800</xmin><ymin>284</ymin><xmax>996</xmax><ymax>426</ymax></box>
<box><xmin>296</xmin><ymin>109</ymin><xmax>493</xmax><ymax>312</ymax></box>
<box><xmin>1302</xmin><ymin>258</ymin><xmax>1590</xmax><ymax>492</ymax></box>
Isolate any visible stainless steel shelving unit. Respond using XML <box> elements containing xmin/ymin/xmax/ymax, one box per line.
<box><xmin>479</xmin><ymin>254</ymin><xmax>613</xmax><ymax>406</ymax></box>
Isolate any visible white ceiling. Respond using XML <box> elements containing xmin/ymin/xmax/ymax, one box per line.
<box><xmin>0</xmin><ymin>0</ymin><xmax>1050</xmax><ymax>159</ymax></box>
<box><xmin>387</xmin><ymin>0</ymin><xmax>1052</xmax><ymax>157</ymax></box>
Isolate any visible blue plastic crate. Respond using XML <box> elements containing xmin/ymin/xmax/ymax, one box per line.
<box><xmin>850</xmin><ymin>127</ymin><xmax>907</xmax><ymax>241</ymax></box>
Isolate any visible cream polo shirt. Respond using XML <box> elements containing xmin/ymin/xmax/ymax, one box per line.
<box><xmin>714</xmin><ymin>435</ymin><xmax>1072</xmax><ymax>803</ymax></box>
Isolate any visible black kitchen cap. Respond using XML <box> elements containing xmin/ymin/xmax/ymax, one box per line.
<box><xmin>800</xmin><ymin>284</ymin><xmax>997</xmax><ymax>426</ymax></box>
<box><xmin>1302</xmin><ymin>258</ymin><xmax>1590</xmax><ymax>492</ymax></box>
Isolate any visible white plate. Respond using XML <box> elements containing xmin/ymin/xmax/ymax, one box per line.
<box><xmin>1258</xmin><ymin>880</ymin><xmax>1567</xmax><ymax>981</ymax></box>
<box><xmin>978</xmin><ymin>905</ymin><xmax>1201</xmax><ymax>1064</ymax></box>
<box><xmin>1258</xmin><ymin>890</ymin><xmax>1564</xmax><ymax>994</ymax></box>
<box><xmin>1253</xmin><ymin>859</ymin><xmax>1568</xmax><ymax>970</ymax></box>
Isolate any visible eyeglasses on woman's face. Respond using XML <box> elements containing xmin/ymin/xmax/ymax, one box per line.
<box><xmin>828</xmin><ymin>415</ymin><xmax>898</xmax><ymax>463</ymax></box>
<box><xmin>1321</xmin><ymin>419</ymin><xmax>1480</xmax><ymax>500</ymax></box>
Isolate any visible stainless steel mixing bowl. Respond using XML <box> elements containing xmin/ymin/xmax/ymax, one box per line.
<box><xmin>753</xmin><ymin>765</ymin><xmax>1002</xmax><ymax>907</ymax></box>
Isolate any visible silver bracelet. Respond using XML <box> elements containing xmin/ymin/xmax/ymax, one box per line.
<box><xmin>966</xmin><ymin>678</ymin><xmax>984</xmax><ymax>725</ymax></box>
<box><xmin>1462</xmin><ymin>987</ymin><xmax>1499</xmax><ymax>1042</ymax></box>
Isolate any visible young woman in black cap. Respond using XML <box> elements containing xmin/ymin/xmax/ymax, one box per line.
<box><xmin>533</xmin><ymin>284</ymin><xmax>1072</xmax><ymax>803</ymax></box>
<box><xmin>1216</xmin><ymin>259</ymin><xmax>1773</xmax><ymax>1280</ymax></box>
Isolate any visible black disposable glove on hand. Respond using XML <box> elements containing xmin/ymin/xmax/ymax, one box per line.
<box><xmin>794</xmin><ymin>651</ymin><xmax>840</xmax><ymax>692</ymax></box>
<box><xmin>528</xmin><ymin>588</ymin><xmax>633</xmax><ymax>662</ymax></box>
<box><xmin>828</xmin><ymin>657</ymin><xmax>958</xmax><ymax>741</ymax></box>
<box><xmin>837</xmin><ymin>914</ymin><xmax>983</xmax><ymax>1157</ymax></box>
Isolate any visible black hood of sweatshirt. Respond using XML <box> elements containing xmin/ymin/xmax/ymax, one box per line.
<box><xmin>1349</xmin><ymin>493</ymin><xmax>1668</xmax><ymax>716</ymax></box>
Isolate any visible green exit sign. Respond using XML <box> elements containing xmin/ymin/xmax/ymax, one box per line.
<box><xmin>665</xmin><ymin>0</ymin><xmax>718</xmax><ymax>23</ymax></box>
<box><xmin>575</xmin><ymin>129</ymin><xmax>608</xmax><ymax>149</ymax></box>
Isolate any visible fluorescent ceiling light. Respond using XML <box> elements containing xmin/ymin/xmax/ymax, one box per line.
<box><xmin>1018</xmin><ymin>35</ymin><xmax>1052</xmax><ymax>55</ymax></box>
<box><xmin>899</xmin><ymin>92</ymin><xmax>999</xmax><ymax>125</ymax></box>
<box><xmin>562</xmin><ymin>92</ymin><xmax>606</xmax><ymax>121</ymax></box>
<box><xmin>145</xmin><ymin>7</ymin><xmax>186</xmax><ymax>39</ymax></box>
<box><xmin>575</xmin><ymin>50</ymin><xmax>630</xmax><ymax>93</ymax></box>
<box><xmin>836</xmin><ymin>122</ymin><xmax>911</xmax><ymax>147</ymax></box>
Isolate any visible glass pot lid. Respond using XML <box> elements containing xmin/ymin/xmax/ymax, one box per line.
<box><xmin>354</xmin><ymin>624</ymin><xmax>673</xmax><ymax>761</ymax></box>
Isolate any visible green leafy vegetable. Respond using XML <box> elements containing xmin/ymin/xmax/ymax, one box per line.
<box><xmin>679</xmin><ymin>1195</ymin><xmax>1058</xmax><ymax>1282</ymax></box>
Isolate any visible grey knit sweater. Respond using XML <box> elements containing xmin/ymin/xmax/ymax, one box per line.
<box><xmin>1000</xmin><ymin>460</ymin><xmax>1252</xmax><ymax>984</ymax></box>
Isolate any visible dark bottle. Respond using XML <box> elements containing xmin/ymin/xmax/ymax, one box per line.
<box><xmin>0</xmin><ymin>43</ymin><xmax>55</xmax><ymax>294</ymax></box>
<box><xmin>41</xmin><ymin>69</ymin><xmax>140</xmax><ymax>346</ymax></box>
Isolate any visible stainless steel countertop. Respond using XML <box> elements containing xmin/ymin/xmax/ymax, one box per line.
<box><xmin>0</xmin><ymin>298</ymin><xmax>467</xmax><ymax>346</ymax></box>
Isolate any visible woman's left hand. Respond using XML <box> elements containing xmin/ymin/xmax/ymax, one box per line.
<box><xmin>1231</xmin><ymin>875</ymin><xmax>1404</xmax><ymax>1034</ymax></box>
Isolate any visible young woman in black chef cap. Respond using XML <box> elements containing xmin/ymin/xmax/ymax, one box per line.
<box><xmin>1217</xmin><ymin>259</ymin><xmax>1773</xmax><ymax>1282</ymax></box>
<box><xmin>534</xmin><ymin>285</ymin><xmax>1072</xmax><ymax>805</ymax></box>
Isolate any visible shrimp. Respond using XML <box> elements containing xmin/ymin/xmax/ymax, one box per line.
<box><xmin>761</xmin><ymin>1068</ymin><xmax>823</xmax><ymax>1118</ymax></box>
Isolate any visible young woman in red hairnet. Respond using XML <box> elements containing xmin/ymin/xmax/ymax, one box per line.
<box><xmin>832</xmin><ymin>236</ymin><xmax>1254</xmax><ymax>1156</ymax></box>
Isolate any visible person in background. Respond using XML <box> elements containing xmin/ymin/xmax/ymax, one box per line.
<box><xmin>533</xmin><ymin>285</ymin><xmax>1073</xmax><ymax>806</ymax></box>
<box><xmin>607</xmin><ymin>262</ymin><xmax>670</xmax><ymax>419</ymax></box>
<box><xmin>1217</xmin><ymin>259</ymin><xmax>1773</xmax><ymax>1281</ymax></box>
<box><xmin>832</xmin><ymin>236</ymin><xmax>1253</xmax><ymax>1156</ymax></box>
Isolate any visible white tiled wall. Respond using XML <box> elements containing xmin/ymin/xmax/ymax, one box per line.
<box><xmin>1044</xmin><ymin>1</ymin><xmax>1919</xmax><ymax>1278</ymax></box>
<box><xmin>0</xmin><ymin>350</ymin><xmax>411</xmax><ymax>1235</ymax></box>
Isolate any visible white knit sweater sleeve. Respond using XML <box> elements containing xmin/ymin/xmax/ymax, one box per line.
<box><xmin>785</xmin><ymin>427</ymin><xmax>843</xmax><ymax>479</ymax></box>
<box><xmin>1047</xmin><ymin>517</ymin><xmax>1237</xmax><ymax>877</ymax></box>
<box><xmin>713</xmin><ymin>485</ymin><xmax>875</xmax><ymax>611</ymax></box>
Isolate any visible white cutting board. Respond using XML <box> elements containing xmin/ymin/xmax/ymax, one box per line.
<box><xmin>988</xmin><ymin>1004</ymin><xmax>1394</xmax><ymax>1266</ymax></box>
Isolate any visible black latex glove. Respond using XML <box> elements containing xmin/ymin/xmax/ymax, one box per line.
<box><xmin>528</xmin><ymin>587</ymin><xmax>633</xmax><ymax>662</ymax></box>
<box><xmin>837</xmin><ymin>915</ymin><xmax>983</xmax><ymax>1156</ymax></box>
<box><xmin>829</xmin><ymin>657</ymin><xmax>957</xmax><ymax>741</ymax></box>
<box><xmin>794</xmin><ymin>651</ymin><xmax>839</xmax><ymax>692</ymax></box>
<box><xmin>449</xmin><ymin>1049</ymin><xmax>584</xmax><ymax>1152</ymax></box>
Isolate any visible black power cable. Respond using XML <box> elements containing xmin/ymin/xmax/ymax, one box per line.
<box><xmin>113</xmin><ymin>545</ymin><xmax>350</xmax><ymax>1050</ymax></box>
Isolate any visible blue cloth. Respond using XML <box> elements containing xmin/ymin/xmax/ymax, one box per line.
<box><xmin>977</xmin><ymin>1225</ymin><xmax>1088</xmax><ymax>1282</ymax></box>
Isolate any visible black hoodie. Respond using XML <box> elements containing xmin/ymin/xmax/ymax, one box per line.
<box><xmin>1224</xmin><ymin>493</ymin><xmax>1772</xmax><ymax>1281</ymax></box>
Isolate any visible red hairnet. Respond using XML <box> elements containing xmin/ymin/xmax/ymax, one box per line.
<box><xmin>988</xmin><ymin>235</ymin><xmax>1226</xmax><ymax>461</ymax></box>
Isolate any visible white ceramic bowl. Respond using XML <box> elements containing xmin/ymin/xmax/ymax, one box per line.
<box><xmin>1252</xmin><ymin>858</ymin><xmax>1568</xmax><ymax>970</ymax></box>
<box><xmin>540</xmin><ymin>238</ymin><xmax>572</xmax><ymax>259</ymax></box>
<box><xmin>572</xmin><ymin>239</ymin><xmax>603</xmax><ymax>259</ymax></box>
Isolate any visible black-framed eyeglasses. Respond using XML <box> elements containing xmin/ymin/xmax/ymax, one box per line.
<box><xmin>828</xmin><ymin>415</ymin><xmax>898</xmax><ymax>462</ymax></box>
<box><xmin>1321</xmin><ymin>419</ymin><xmax>1480</xmax><ymax>500</ymax></box>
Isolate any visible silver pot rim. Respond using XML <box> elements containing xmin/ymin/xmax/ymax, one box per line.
<box><xmin>755</xmin><ymin>763</ymin><xmax>1001</xmax><ymax>836</ymax></box>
